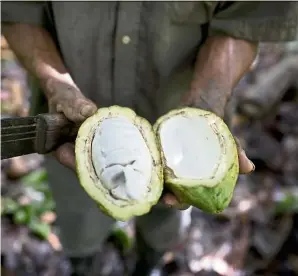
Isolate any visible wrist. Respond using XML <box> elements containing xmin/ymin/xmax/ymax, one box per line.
<box><xmin>183</xmin><ymin>87</ymin><xmax>230</xmax><ymax>118</ymax></box>
<box><xmin>184</xmin><ymin>35</ymin><xmax>257</xmax><ymax>118</ymax></box>
<box><xmin>35</xmin><ymin>58</ymin><xmax>75</xmax><ymax>84</ymax></box>
<box><xmin>36</xmin><ymin>64</ymin><xmax>78</xmax><ymax>97</ymax></box>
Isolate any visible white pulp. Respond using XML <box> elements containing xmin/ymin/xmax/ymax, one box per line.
<box><xmin>160</xmin><ymin>115</ymin><xmax>221</xmax><ymax>179</ymax></box>
<box><xmin>91</xmin><ymin>117</ymin><xmax>152</xmax><ymax>201</ymax></box>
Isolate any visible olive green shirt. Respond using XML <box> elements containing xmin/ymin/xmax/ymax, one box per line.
<box><xmin>2</xmin><ymin>1</ymin><xmax>298</xmax><ymax>122</ymax></box>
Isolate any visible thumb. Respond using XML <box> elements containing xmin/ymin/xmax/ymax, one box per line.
<box><xmin>57</xmin><ymin>97</ymin><xmax>97</xmax><ymax>123</ymax></box>
<box><xmin>48</xmin><ymin>80</ymin><xmax>97</xmax><ymax>123</ymax></box>
<box><xmin>161</xmin><ymin>193</ymin><xmax>190</xmax><ymax>210</ymax></box>
<box><xmin>80</xmin><ymin>103</ymin><xmax>97</xmax><ymax>118</ymax></box>
<box><xmin>234</xmin><ymin>137</ymin><xmax>255</xmax><ymax>174</ymax></box>
<box><xmin>53</xmin><ymin>143</ymin><xmax>76</xmax><ymax>172</ymax></box>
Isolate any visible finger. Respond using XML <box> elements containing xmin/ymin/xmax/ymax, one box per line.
<box><xmin>48</xmin><ymin>80</ymin><xmax>98</xmax><ymax>123</ymax></box>
<box><xmin>238</xmin><ymin>150</ymin><xmax>255</xmax><ymax>174</ymax></box>
<box><xmin>54</xmin><ymin>143</ymin><xmax>76</xmax><ymax>172</ymax></box>
<box><xmin>234</xmin><ymin>138</ymin><xmax>255</xmax><ymax>174</ymax></box>
<box><xmin>161</xmin><ymin>193</ymin><xmax>190</xmax><ymax>210</ymax></box>
<box><xmin>58</xmin><ymin>97</ymin><xmax>98</xmax><ymax>123</ymax></box>
<box><xmin>74</xmin><ymin>97</ymin><xmax>97</xmax><ymax>119</ymax></box>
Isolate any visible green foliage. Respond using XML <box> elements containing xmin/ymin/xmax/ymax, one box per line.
<box><xmin>1</xmin><ymin>168</ymin><xmax>55</xmax><ymax>240</ymax></box>
<box><xmin>274</xmin><ymin>192</ymin><xmax>298</xmax><ymax>215</ymax></box>
<box><xmin>28</xmin><ymin>219</ymin><xmax>51</xmax><ymax>240</ymax></box>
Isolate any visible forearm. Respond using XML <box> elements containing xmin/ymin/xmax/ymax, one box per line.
<box><xmin>184</xmin><ymin>35</ymin><xmax>258</xmax><ymax>117</ymax></box>
<box><xmin>2</xmin><ymin>23</ymin><xmax>75</xmax><ymax>96</ymax></box>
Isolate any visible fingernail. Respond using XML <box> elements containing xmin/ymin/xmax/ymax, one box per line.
<box><xmin>250</xmin><ymin>161</ymin><xmax>255</xmax><ymax>172</ymax></box>
<box><xmin>163</xmin><ymin>198</ymin><xmax>175</xmax><ymax>208</ymax></box>
<box><xmin>247</xmin><ymin>160</ymin><xmax>255</xmax><ymax>174</ymax></box>
<box><xmin>80</xmin><ymin>105</ymin><xmax>95</xmax><ymax>117</ymax></box>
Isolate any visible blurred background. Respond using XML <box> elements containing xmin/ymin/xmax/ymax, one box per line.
<box><xmin>1</xmin><ymin>36</ymin><xmax>298</xmax><ymax>276</ymax></box>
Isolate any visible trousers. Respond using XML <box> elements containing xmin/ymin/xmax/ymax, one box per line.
<box><xmin>45</xmin><ymin>156</ymin><xmax>189</xmax><ymax>256</ymax></box>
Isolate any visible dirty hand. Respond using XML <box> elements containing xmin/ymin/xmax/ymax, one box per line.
<box><xmin>158</xmin><ymin>35</ymin><xmax>258</xmax><ymax>209</ymax></box>
<box><xmin>45</xmin><ymin>78</ymin><xmax>97</xmax><ymax>171</ymax></box>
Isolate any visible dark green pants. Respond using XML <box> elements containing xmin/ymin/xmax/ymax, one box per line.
<box><xmin>45</xmin><ymin>156</ymin><xmax>188</xmax><ymax>256</ymax></box>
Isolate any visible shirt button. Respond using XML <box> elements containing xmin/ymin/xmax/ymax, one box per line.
<box><xmin>122</xmin><ymin>35</ymin><xmax>131</xmax><ymax>44</ymax></box>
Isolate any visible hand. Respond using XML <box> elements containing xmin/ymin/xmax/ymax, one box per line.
<box><xmin>160</xmin><ymin>132</ymin><xmax>255</xmax><ymax>209</ymax></box>
<box><xmin>45</xmin><ymin>78</ymin><xmax>97</xmax><ymax>171</ymax></box>
<box><xmin>159</xmin><ymin>36</ymin><xmax>258</xmax><ymax>209</ymax></box>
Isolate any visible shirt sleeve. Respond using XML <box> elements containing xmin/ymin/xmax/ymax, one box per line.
<box><xmin>1</xmin><ymin>1</ymin><xmax>46</xmax><ymax>25</ymax></box>
<box><xmin>209</xmin><ymin>2</ymin><xmax>298</xmax><ymax>42</ymax></box>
